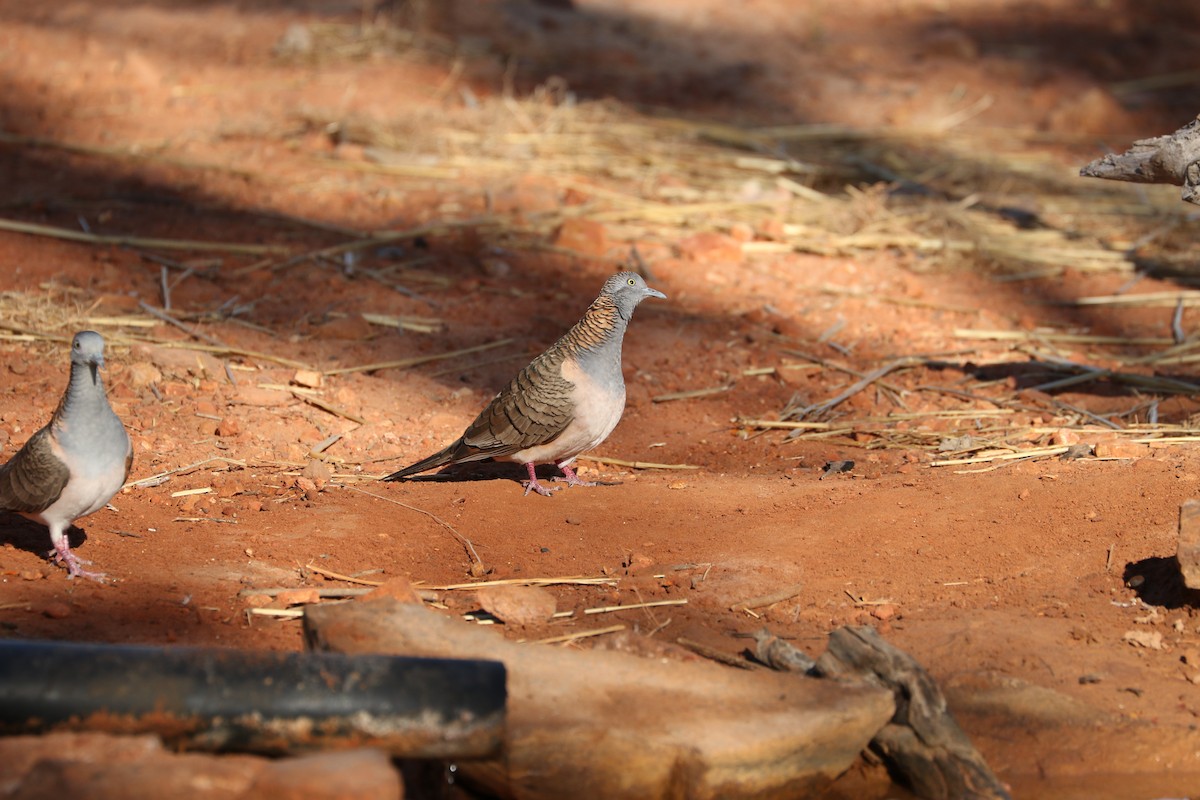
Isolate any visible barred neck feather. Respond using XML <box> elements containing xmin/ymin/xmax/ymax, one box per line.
<box><xmin>560</xmin><ymin>293</ymin><xmax>627</xmax><ymax>359</ymax></box>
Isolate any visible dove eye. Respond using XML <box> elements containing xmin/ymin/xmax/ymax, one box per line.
<box><xmin>627</xmin><ymin>278</ymin><xmax>635</xmax><ymax>286</ymax></box>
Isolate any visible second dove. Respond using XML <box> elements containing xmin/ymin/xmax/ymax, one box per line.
<box><xmin>383</xmin><ymin>271</ymin><xmax>666</xmax><ymax>496</ymax></box>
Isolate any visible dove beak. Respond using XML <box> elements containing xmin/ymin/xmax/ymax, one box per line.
<box><xmin>646</xmin><ymin>288</ymin><xmax>667</xmax><ymax>300</ymax></box>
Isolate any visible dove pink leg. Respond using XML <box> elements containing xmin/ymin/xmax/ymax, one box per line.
<box><xmin>522</xmin><ymin>463</ymin><xmax>558</xmax><ymax>497</ymax></box>
<box><xmin>49</xmin><ymin>527</ymin><xmax>106</xmax><ymax>582</ymax></box>
<box><xmin>555</xmin><ymin>464</ymin><xmax>597</xmax><ymax>488</ymax></box>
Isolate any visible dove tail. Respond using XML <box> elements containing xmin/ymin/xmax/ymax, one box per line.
<box><xmin>381</xmin><ymin>446</ymin><xmax>456</xmax><ymax>482</ymax></box>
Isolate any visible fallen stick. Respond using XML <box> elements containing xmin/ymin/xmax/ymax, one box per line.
<box><xmin>0</xmin><ymin>217</ymin><xmax>283</xmax><ymax>255</ymax></box>
<box><xmin>1080</xmin><ymin>115</ymin><xmax>1200</xmax><ymax>205</ymax></box>
<box><xmin>323</xmin><ymin>338</ymin><xmax>514</xmax><ymax>376</ymax></box>
<box><xmin>731</xmin><ymin>582</ymin><xmax>805</xmax><ymax>613</ymax></box>
<box><xmin>813</xmin><ymin>626</ymin><xmax>1011</xmax><ymax>800</ymax></box>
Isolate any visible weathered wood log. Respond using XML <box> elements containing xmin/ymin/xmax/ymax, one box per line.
<box><xmin>304</xmin><ymin>597</ymin><xmax>895</xmax><ymax>800</ymax></box>
<box><xmin>1079</xmin><ymin>115</ymin><xmax>1200</xmax><ymax>204</ymax></box>
<box><xmin>814</xmin><ymin>626</ymin><xmax>1011</xmax><ymax>800</ymax></box>
<box><xmin>1179</xmin><ymin>499</ymin><xmax>1200</xmax><ymax>590</ymax></box>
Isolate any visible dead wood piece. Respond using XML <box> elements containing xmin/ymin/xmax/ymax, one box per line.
<box><xmin>744</xmin><ymin>628</ymin><xmax>818</xmax><ymax>674</ymax></box>
<box><xmin>1178</xmin><ymin>500</ymin><xmax>1200</xmax><ymax>590</ymax></box>
<box><xmin>1079</xmin><ymin>116</ymin><xmax>1200</xmax><ymax>205</ymax></box>
<box><xmin>304</xmin><ymin>597</ymin><xmax>894</xmax><ymax>800</ymax></box>
<box><xmin>814</xmin><ymin>626</ymin><xmax>1010</xmax><ymax>800</ymax></box>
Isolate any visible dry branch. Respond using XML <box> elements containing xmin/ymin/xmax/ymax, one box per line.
<box><xmin>1080</xmin><ymin>115</ymin><xmax>1200</xmax><ymax>204</ymax></box>
<box><xmin>814</xmin><ymin>626</ymin><xmax>1011</xmax><ymax>800</ymax></box>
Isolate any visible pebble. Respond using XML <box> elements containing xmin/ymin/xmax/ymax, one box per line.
<box><xmin>43</xmin><ymin>601</ymin><xmax>72</xmax><ymax>619</ymax></box>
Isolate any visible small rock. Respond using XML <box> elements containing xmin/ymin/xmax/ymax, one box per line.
<box><xmin>366</xmin><ymin>577</ymin><xmax>424</xmax><ymax>604</ymax></box>
<box><xmin>43</xmin><ymin>602</ymin><xmax>72</xmax><ymax>619</ymax></box>
<box><xmin>476</xmin><ymin>584</ymin><xmax>556</xmax><ymax>626</ymax></box>
<box><xmin>302</xmin><ymin>459</ymin><xmax>334</xmax><ymax>490</ymax></box>
<box><xmin>1123</xmin><ymin>629</ymin><xmax>1164</xmax><ymax>650</ymax></box>
<box><xmin>870</xmin><ymin>603</ymin><xmax>899</xmax><ymax>621</ymax></box>
<box><xmin>1093</xmin><ymin>441</ymin><xmax>1148</xmax><ymax>459</ymax></box>
<box><xmin>20</xmin><ymin>569</ymin><xmax>43</xmax><ymax>581</ymax></box>
<box><xmin>127</xmin><ymin>362</ymin><xmax>163</xmax><ymax>389</ymax></box>
<box><xmin>1050</xmin><ymin>428</ymin><xmax>1080</xmax><ymax>446</ymax></box>
<box><xmin>232</xmin><ymin>386</ymin><xmax>292</xmax><ymax>408</ymax></box>
<box><xmin>294</xmin><ymin>476</ymin><xmax>319</xmax><ymax>501</ymax></box>
<box><xmin>625</xmin><ymin>552</ymin><xmax>655</xmax><ymax>575</ymax></box>
<box><xmin>291</xmin><ymin>369</ymin><xmax>324</xmax><ymax>389</ymax></box>
<box><xmin>270</xmin><ymin>588</ymin><xmax>321</xmax><ymax>609</ymax></box>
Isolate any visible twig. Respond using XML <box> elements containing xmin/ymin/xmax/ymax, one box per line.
<box><xmin>304</xmin><ymin>563</ymin><xmax>382</xmax><ymax>586</ymax></box>
<box><xmin>426</xmin><ymin>575</ymin><xmax>618</xmax><ymax>591</ymax></box>
<box><xmin>248</xmin><ymin>608</ymin><xmax>304</xmax><ymax>618</ymax></box>
<box><xmin>260</xmin><ymin>218</ymin><xmax>499</xmax><ymax>274</ymax></box>
<box><xmin>788</xmin><ymin>357</ymin><xmax>922</xmax><ymax>422</ymax></box>
<box><xmin>0</xmin><ymin>216</ymin><xmax>284</xmax><ymax>255</ymax></box>
<box><xmin>309</xmin><ymin>433</ymin><xmax>343</xmax><ymax>456</ymax></box>
<box><xmin>583</xmin><ymin>599</ymin><xmax>688</xmax><ymax>615</ymax></box>
<box><xmin>736</xmin><ymin>418</ymin><xmax>832</xmax><ymax>431</ymax></box>
<box><xmin>730</xmin><ymin>582</ymin><xmax>805</xmax><ymax>613</ymax></box>
<box><xmin>240</xmin><ymin>585</ymin><xmax>439</xmax><ymax>602</ymax></box>
<box><xmin>138</xmin><ymin>302</ymin><xmax>227</xmax><ymax>348</ymax></box>
<box><xmin>953</xmin><ymin>328</ymin><xmax>1173</xmax><ymax>346</ymax></box>
<box><xmin>344</xmin><ymin>485</ymin><xmax>485</xmax><ymax>572</ymax></box>
<box><xmin>576</xmin><ymin>455</ymin><xmax>699</xmax><ymax>470</ymax></box>
<box><xmin>173</xmin><ymin>517</ymin><xmax>238</xmax><ymax>524</ymax></box>
<box><xmin>651</xmin><ymin>384</ymin><xmax>734</xmax><ymax>403</ymax></box>
<box><xmin>534</xmin><ymin>625</ymin><xmax>625</xmax><ymax>645</ymax></box>
<box><xmin>124</xmin><ymin>457</ymin><xmax>248</xmax><ymax>489</ymax></box>
<box><xmin>291</xmin><ymin>390</ymin><xmax>366</xmax><ymax>424</ymax></box>
<box><xmin>240</xmin><ymin>587</ymin><xmax>373</xmax><ymax>598</ymax></box>
<box><xmin>169</xmin><ymin>487</ymin><xmax>212</xmax><ymax>498</ymax></box>
<box><xmin>323</xmin><ymin>338</ymin><xmax>514</xmax><ymax>376</ymax></box>
<box><xmin>930</xmin><ymin>446</ymin><xmax>1071</xmax><ymax>467</ymax></box>
<box><xmin>676</xmin><ymin>637</ymin><xmax>758</xmax><ymax>670</ymax></box>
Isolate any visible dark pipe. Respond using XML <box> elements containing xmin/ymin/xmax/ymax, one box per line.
<box><xmin>0</xmin><ymin>639</ymin><xmax>505</xmax><ymax>758</ymax></box>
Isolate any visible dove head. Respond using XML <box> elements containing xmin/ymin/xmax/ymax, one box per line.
<box><xmin>602</xmin><ymin>271</ymin><xmax>666</xmax><ymax>320</ymax></box>
<box><xmin>70</xmin><ymin>331</ymin><xmax>107</xmax><ymax>369</ymax></box>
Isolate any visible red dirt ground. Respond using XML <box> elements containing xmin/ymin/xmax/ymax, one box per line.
<box><xmin>3</xmin><ymin>1</ymin><xmax>1200</xmax><ymax>797</ymax></box>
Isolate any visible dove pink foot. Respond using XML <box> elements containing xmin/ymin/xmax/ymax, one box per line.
<box><xmin>50</xmin><ymin>540</ymin><xmax>106</xmax><ymax>582</ymax></box>
<box><xmin>522</xmin><ymin>462</ymin><xmax>559</xmax><ymax>497</ymax></box>
<box><xmin>554</xmin><ymin>464</ymin><xmax>597</xmax><ymax>488</ymax></box>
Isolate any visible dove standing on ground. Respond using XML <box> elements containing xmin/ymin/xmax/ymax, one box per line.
<box><xmin>0</xmin><ymin>331</ymin><xmax>132</xmax><ymax>580</ymax></box>
<box><xmin>384</xmin><ymin>271</ymin><xmax>666</xmax><ymax>496</ymax></box>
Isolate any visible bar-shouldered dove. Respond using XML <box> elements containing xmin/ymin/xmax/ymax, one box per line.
<box><xmin>384</xmin><ymin>271</ymin><xmax>666</xmax><ymax>496</ymax></box>
<box><xmin>0</xmin><ymin>331</ymin><xmax>132</xmax><ymax>580</ymax></box>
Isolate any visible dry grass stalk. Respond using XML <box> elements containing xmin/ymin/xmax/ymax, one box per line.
<box><xmin>582</xmin><ymin>599</ymin><xmax>688</xmax><ymax>615</ymax></box>
<box><xmin>533</xmin><ymin>625</ymin><xmax>626</xmax><ymax>645</ymax></box>
<box><xmin>578</xmin><ymin>455</ymin><xmax>700</xmax><ymax>470</ymax></box>
<box><xmin>345</xmin><ymin>486</ymin><xmax>484</xmax><ymax>572</ymax></box>
<box><xmin>0</xmin><ymin>217</ymin><xmax>283</xmax><ymax>255</ymax></box>
<box><xmin>930</xmin><ymin>446</ymin><xmax>1070</xmax><ymax>467</ymax></box>
<box><xmin>323</xmin><ymin>338</ymin><xmax>514</xmax><ymax>376</ymax></box>
<box><xmin>651</xmin><ymin>384</ymin><xmax>734</xmax><ymax>403</ymax></box>
<box><xmin>426</xmin><ymin>576</ymin><xmax>618</xmax><ymax>591</ymax></box>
